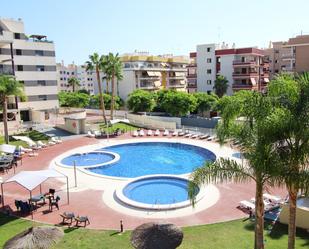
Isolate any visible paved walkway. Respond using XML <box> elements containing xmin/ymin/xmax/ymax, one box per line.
<box><xmin>0</xmin><ymin>133</ymin><xmax>287</xmax><ymax>230</ymax></box>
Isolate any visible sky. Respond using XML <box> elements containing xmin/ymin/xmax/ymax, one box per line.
<box><xmin>1</xmin><ymin>0</ymin><xmax>309</xmax><ymax>64</ymax></box>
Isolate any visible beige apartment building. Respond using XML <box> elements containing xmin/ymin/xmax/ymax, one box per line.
<box><xmin>56</xmin><ymin>62</ymin><xmax>95</xmax><ymax>94</ymax></box>
<box><xmin>0</xmin><ymin>18</ymin><xmax>58</xmax><ymax>134</ymax></box>
<box><xmin>118</xmin><ymin>52</ymin><xmax>189</xmax><ymax>100</ymax></box>
<box><xmin>265</xmin><ymin>35</ymin><xmax>309</xmax><ymax>77</ymax></box>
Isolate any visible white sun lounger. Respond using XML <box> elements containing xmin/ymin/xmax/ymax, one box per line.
<box><xmin>178</xmin><ymin>132</ymin><xmax>185</xmax><ymax>136</ymax></box>
<box><xmin>184</xmin><ymin>133</ymin><xmax>192</xmax><ymax>138</ymax></box>
<box><xmin>172</xmin><ymin>131</ymin><xmax>178</xmax><ymax>136</ymax></box>
<box><xmin>239</xmin><ymin>200</ymin><xmax>255</xmax><ymax>210</ymax></box>
<box><xmin>139</xmin><ymin>130</ymin><xmax>145</xmax><ymax>136</ymax></box>
<box><xmin>132</xmin><ymin>130</ymin><xmax>138</xmax><ymax>137</ymax></box>
<box><xmin>48</xmin><ymin>140</ymin><xmax>56</xmax><ymax>146</ymax></box>
<box><xmin>191</xmin><ymin>134</ymin><xmax>198</xmax><ymax>139</ymax></box>
<box><xmin>147</xmin><ymin>130</ymin><xmax>153</xmax><ymax>136</ymax></box>
<box><xmin>154</xmin><ymin>129</ymin><xmax>160</xmax><ymax>136</ymax></box>
<box><xmin>19</xmin><ymin>146</ymin><xmax>32</xmax><ymax>153</ymax></box>
<box><xmin>26</xmin><ymin>140</ymin><xmax>41</xmax><ymax>150</ymax></box>
<box><xmin>207</xmin><ymin>136</ymin><xmax>215</xmax><ymax>141</ymax></box>
<box><xmin>263</xmin><ymin>193</ymin><xmax>282</xmax><ymax>203</ymax></box>
<box><xmin>93</xmin><ymin>130</ymin><xmax>102</xmax><ymax>137</ymax></box>
<box><xmin>87</xmin><ymin>131</ymin><xmax>95</xmax><ymax>138</ymax></box>
<box><xmin>37</xmin><ymin>141</ymin><xmax>47</xmax><ymax>148</ymax></box>
<box><xmin>199</xmin><ymin>134</ymin><xmax>210</xmax><ymax>140</ymax></box>
<box><xmin>163</xmin><ymin>130</ymin><xmax>169</xmax><ymax>136</ymax></box>
<box><xmin>51</xmin><ymin>136</ymin><xmax>62</xmax><ymax>143</ymax></box>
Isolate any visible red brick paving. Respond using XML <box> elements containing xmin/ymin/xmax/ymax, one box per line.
<box><xmin>0</xmin><ymin>133</ymin><xmax>287</xmax><ymax>230</ymax></box>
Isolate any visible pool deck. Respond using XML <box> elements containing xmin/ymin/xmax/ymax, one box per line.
<box><xmin>0</xmin><ymin>133</ymin><xmax>287</xmax><ymax>230</ymax></box>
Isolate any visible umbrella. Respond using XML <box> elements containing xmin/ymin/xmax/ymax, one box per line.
<box><xmin>4</xmin><ymin>226</ymin><xmax>64</xmax><ymax>249</ymax></box>
<box><xmin>131</xmin><ymin>222</ymin><xmax>183</xmax><ymax>249</ymax></box>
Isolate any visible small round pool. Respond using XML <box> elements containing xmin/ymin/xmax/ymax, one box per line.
<box><xmin>116</xmin><ymin>176</ymin><xmax>200</xmax><ymax>210</ymax></box>
<box><xmin>60</xmin><ymin>151</ymin><xmax>117</xmax><ymax>168</ymax></box>
<box><xmin>89</xmin><ymin>142</ymin><xmax>216</xmax><ymax>178</ymax></box>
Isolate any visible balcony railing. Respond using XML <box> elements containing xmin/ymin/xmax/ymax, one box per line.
<box><xmin>233</xmin><ymin>60</ymin><xmax>258</xmax><ymax>66</ymax></box>
<box><xmin>232</xmin><ymin>72</ymin><xmax>259</xmax><ymax>78</ymax></box>
<box><xmin>281</xmin><ymin>53</ymin><xmax>295</xmax><ymax>59</ymax></box>
<box><xmin>187</xmin><ymin>74</ymin><xmax>197</xmax><ymax>78</ymax></box>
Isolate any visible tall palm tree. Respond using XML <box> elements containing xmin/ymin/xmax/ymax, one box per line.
<box><xmin>86</xmin><ymin>53</ymin><xmax>107</xmax><ymax>124</ymax></box>
<box><xmin>213</xmin><ymin>75</ymin><xmax>229</xmax><ymax>98</ymax></box>
<box><xmin>0</xmin><ymin>74</ymin><xmax>24</xmax><ymax>144</ymax></box>
<box><xmin>67</xmin><ymin>77</ymin><xmax>80</xmax><ymax>92</ymax></box>
<box><xmin>267</xmin><ymin>73</ymin><xmax>309</xmax><ymax>249</ymax></box>
<box><xmin>106</xmin><ymin>53</ymin><xmax>123</xmax><ymax>120</ymax></box>
<box><xmin>188</xmin><ymin>91</ymin><xmax>280</xmax><ymax>249</ymax></box>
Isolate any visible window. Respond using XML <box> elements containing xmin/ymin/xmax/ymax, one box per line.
<box><xmin>38</xmin><ymin>95</ymin><xmax>47</xmax><ymax>101</ymax></box>
<box><xmin>35</xmin><ymin>50</ymin><xmax>44</xmax><ymax>56</ymax></box>
<box><xmin>71</xmin><ymin>72</ymin><xmax>74</xmax><ymax>75</ymax></box>
<box><xmin>207</xmin><ymin>58</ymin><xmax>212</xmax><ymax>63</ymax></box>
<box><xmin>16</xmin><ymin>49</ymin><xmax>22</xmax><ymax>55</ymax></box>
<box><xmin>275</xmin><ymin>60</ymin><xmax>278</xmax><ymax>63</ymax></box>
<box><xmin>60</xmin><ymin>77</ymin><xmax>63</xmax><ymax>80</ymax></box>
<box><xmin>207</xmin><ymin>90</ymin><xmax>212</xmax><ymax>94</ymax></box>
<box><xmin>207</xmin><ymin>69</ymin><xmax>211</xmax><ymax>74</ymax></box>
<box><xmin>275</xmin><ymin>69</ymin><xmax>279</xmax><ymax>73</ymax></box>
<box><xmin>207</xmin><ymin>80</ymin><xmax>212</xmax><ymax>85</ymax></box>
<box><xmin>17</xmin><ymin>65</ymin><xmax>23</xmax><ymax>71</ymax></box>
<box><xmin>67</xmin><ymin>72</ymin><xmax>69</xmax><ymax>75</ymax></box>
<box><xmin>19</xmin><ymin>80</ymin><xmax>24</xmax><ymax>84</ymax></box>
<box><xmin>36</xmin><ymin>65</ymin><xmax>45</xmax><ymax>71</ymax></box>
<box><xmin>64</xmin><ymin>77</ymin><xmax>66</xmax><ymax>80</ymax></box>
<box><xmin>60</xmin><ymin>71</ymin><xmax>63</xmax><ymax>74</ymax></box>
<box><xmin>14</xmin><ymin>33</ymin><xmax>21</xmax><ymax>39</ymax></box>
<box><xmin>37</xmin><ymin>80</ymin><xmax>46</xmax><ymax>86</ymax></box>
<box><xmin>207</xmin><ymin>47</ymin><xmax>211</xmax><ymax>52</ymax></box>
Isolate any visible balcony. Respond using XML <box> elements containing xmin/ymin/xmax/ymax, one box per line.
<box><xmin>169</xmin><ymin>79</ymin><xmax>186</xmax><ymax>88</ymax></box>
<box><xmin>281</xmin><ymin>53</ymin><xmax>295</xmax><ymax>60</ymax></box>
<box><xmin>232</xmin><ymin>72</ymin><xmax>259</xmax><ymax>78</ymax></box>
<box><xmin>232</xmin><ymin>83</ymin><xmax>268</xmax><ymax>91</ymax></box>
<box><xmin>0</xmin><ymin>31</ymin><xmax>13</xmax><ymax>45</ymax></box>
<box><xmin>233</xmin><ymin>60</ymin><xmax>258</xmax><ymax>67</ymax></box>
<box><xmin>139</xmin><ymin>80</ymin><xmax>161</xmax><ymax>90</ymax></box>
<box><xmin>187</xmin><ymin>74</ymin><xmax>197</xmax><ymax>78</ymax></box>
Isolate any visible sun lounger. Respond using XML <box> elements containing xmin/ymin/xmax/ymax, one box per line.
<box><xmin>154</xmin><ymin>129</ymin><xmax>160</xmax><ymax>136</ymax></box>
<box><xmin>239</xmin><ymin>200</ymin><xmax>255</xmax><ymax>210</ymax></box>
<box><xmin>87</xmin><ymin>131</ymin><xmax>95</xmax><ymax>138</ymax></box>
<box><xmin>132</xmin><ymin>130</ymin><xmax>138</xmax><ymax>137</ymax></box>
<box><xmin>163</xmin><ymin>130</ymin><xmax>169</xmax><ymax>136</ymax></box>
<box><xmin>60</xmin><ymin>212</ymin><xmax>75</xmax><ymax>226</ymax></box>
<box><xmin>172</xmin><ymin>131</ymin><xmax>178</xmax><ymax>136</ymax></box>
<box><xmin>93</xmin><ymin>130</ymin><xmax>102</xmax><ymax>137</ymax></box>
<box><xmin>48</xmin><ymin>140</ymin><xmax>56</xmax><ymax>146</ymax></box>
<box><xmin>139</xmin><ymin>130</ymin><xmax>145</xmax><ymax>136</ymax></box>
<box><xmin>184</xmin><ymin>133</ymin><xmax>192</xmax><ymax>138</ymax></box>
<box><xmin>37</xmin><ymin>141</ymin><xmax>47</xmax><ymax>148</ymax></box>
<box><xmin>147</xmin><ymin>130</ymin><xmax>153</xmax><ymax>136</ymax></box>
<box><xmin>51</xmin><ymin>137</ymin><xmax>62</xmax><ymax>143</ymax></box>
<box><xmin>263</xmin><ymin>193</ymin><xmax>282</xmax><ymax>203</ymax></box>
<box><xmin>199</xmin><ymin>134</ymin><xmax>210</xmax><ymax>140</ymax></box>
<box><xmin>207</xmin><ymin>136</ymin><xmax>215</xmax><ymax>141</ymax></box>
<box><xmin>191</xmin><ymin>134</ymin><xmax>198</xmax><ymax>139</ymax></box>
<box><xmin>178</xmin><ymin>132</ymin><xmax>185</xmax><ymax>136</ymax></box>
<box><xmin>19</xmin><ymin>146</ymin><xmax>33</xmax><ymax>153</ymax></box>
<box><xmin>26</xmin><ymin>140</ymin><xmax>41</xmax><ymax>150</ymax></box>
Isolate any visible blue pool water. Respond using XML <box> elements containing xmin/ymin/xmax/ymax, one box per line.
<box><xmin>61</xmin><ymin>152</ymin><xmax>115</xmax><ymax>167</ymax></box>
<box><xmin>123</xmin><ymin>177</ymin><xmax>196</xmax><ymax>205</ymax></box>
<box><xmin>88</xmin><ymin>142</ymin><xmax>216</xmax><ymax>178</ymax></box>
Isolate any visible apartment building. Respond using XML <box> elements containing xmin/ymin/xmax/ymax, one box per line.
<box><xmin>56</xmin><ymin>62</ymin><xmax>95</xmax><ymax>94</ymax></box>
<box><xmin>193</xmin><ymin>44</ymin><xmax>269</xmax><ymax>95</ymax></box>
<box><xmin>0</xmin><ymin>18</ymin><xmax>58</xmax><ymax>132</ymax></box>
<box><xmin>118</xmin><ymin>52</ymin><xmax>189</xmax><ymax>100</ymax></box>
<box><xmin>265</xmin><ymin>35</ymin><xmax>309</xmax><ymax>77</ymax></box>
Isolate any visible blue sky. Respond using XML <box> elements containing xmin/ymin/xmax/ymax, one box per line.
<box><xmin>2</xmin><ymin>0</ymin><xmax>309</xmax><ymax>64</ymax></box>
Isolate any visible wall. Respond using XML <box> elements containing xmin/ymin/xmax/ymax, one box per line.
<box><xmin>219</xmin><ymin>54</ymin><xmax>235</xmax><ymax>95</ymax></box>
<box><xmin>181</xmin><ymin>117</ymin><xmax>219</xmax><ymax>128</ymax></box>
<box><xmin>60</xmin><ymin>118</ymin><xmax>86</xmax><ymax>134</ymax></box>
<box><xmin>118</xmin><ymin>70</ymin><xmax>136</xmax><ymax>100</ymax></box>
<box><xmin>279</xmin><ymin>203</ymin><xmax>309</xmax><ymax>229</ymax></box>
<box><xmin>127</xmin><ymin>113</ymin><xmax>176</xmax><ymax>130</ymax></box>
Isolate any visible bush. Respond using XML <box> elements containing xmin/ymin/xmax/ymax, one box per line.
<box><xmin>58</xmin><ymin>91</ymin><xmax>90</xmax><ymax>108</ymax></box>
<box><xmin>89</xmin><ymin>93</ymin><xmax>123</xmax><ymax>110</ymax></box>
<box><xmin>193</xmin><ymin>92</ymin><xmax>218</xmax><ymax>115</ymax></box>
<box><xmin>127</xmin><ymin>90</ymin><xmax>156</xmax><ymax>113</ymax></box>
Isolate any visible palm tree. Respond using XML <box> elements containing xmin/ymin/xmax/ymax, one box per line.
<box><xmin>86</xmin><ymin>53</ymin><xmax>107</xmax><ymax>124</ymax></box>
<box><xmin>267</xmin><ymin>72</ymin><xmax>309</xmax><ymax>249</ymax></box>
<box><xmin>188</xmin><ymin>91</ymin><xmax>280</xmax><ymax>249</ymax></box>
<box><xmin>67</xmin><ymin>77</ymin><xmax>80</xmax><ymax>92</ymax></box>
<box><xmin>106</xmin><ymin>53</ymin><xmax>123</xmax><ymax>120</ymax></box>
<box><xmin>0</xmin><ymin>74</ymin><xmax>24</xmax><ymax>144</ymax></box>
<box><xmin>213</xmin><ymin>75</ymin><xmax>229</xmax><ymax>98</ymax></box>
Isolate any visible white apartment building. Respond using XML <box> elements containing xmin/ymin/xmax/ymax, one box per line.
<box><xmin>118</xmin><ymin>52</ymin><xmax>189</xmax><ymax>100</ymax></box>
<box><xmin>56</xmin><ymin>62</ymin><xmax>95</xmax><ymax>94</ymax></box>
<box><xmin>0</xmin><ymin>18</ymin><xmax>58</xmax><ymax>133</ymax></box>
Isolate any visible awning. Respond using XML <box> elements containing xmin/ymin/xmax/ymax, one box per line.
<box><xmin>0</xmin><ymin>144</ymin><xmax>16</xmax><ymax>154</ymax></box>
<box><xmin>264</xmin><ymin>78</ymin><xmax>270</xmax><ymax>83</ymax></box>
<box><xmin>161</xmin><ymin>63</ymin><xmax>168</xmax><ymax>67</ymax></box>
<box><xmin>154</xmin><ymin>72</ymin><xmax>161</xmax><ymax>77</ymax></box>
<box><xmin>4</xmin><ymin>170</ymin><xmax>66</xmax><ymax>191</ymax></box>
<box><xmin>250</xmin><ymin>78</ymin><xmax>257</xmax><ymax>86</ymax></box>
<box><xmin>147</xmin><ymin>71</ymin><xmax>156</xmax><ymax>77</ymax></box>
<box><xmin>154</xmin><ymin>81</ymin><xmax>161</xmax><ymax>87</ymax></box>
<box><xmin>180</xmin><ymin>80</ymin><xmax>186</xmax><ymax>85</ymax></box>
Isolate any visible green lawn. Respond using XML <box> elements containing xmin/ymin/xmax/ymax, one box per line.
<box><xmin>99</xmin><ymin>122</ymin><xmax>140</xmax><ymax>134</ymax></box>
<box><xmin>0</xmin><ymin>214</ymin><xmax>308</xmax><ymax>249</ymax></box>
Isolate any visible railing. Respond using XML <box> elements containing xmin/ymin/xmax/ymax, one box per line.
<box><xmin>232</xmin><ymin>72</ymin><xmax>259</xmax><ymax>77</ymax></box>
<box><xmin>233</xmin><ymin>60</ymin><xmax>257</xmax><ymax>66</ymax></box>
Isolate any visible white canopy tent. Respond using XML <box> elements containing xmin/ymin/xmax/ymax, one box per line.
<box><xmin>109</xmin><ymin>119</ymin><xmax>130</xmax><ymax>125</ymax></box>
<box><xmin>0</xmin><ymin>144</ymin><xmax>16</xmax><ymax>154</ymax></box>
<box><xmin>1</xmin><ymin>169</ymin><xmax>69</xmax><ymax>218</ymax></box>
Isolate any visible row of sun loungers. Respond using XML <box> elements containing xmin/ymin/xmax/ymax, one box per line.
<box><xmin>239</xmin><ymin>193</ymin><xmax>283</xmax><ymax>212</ymax></box>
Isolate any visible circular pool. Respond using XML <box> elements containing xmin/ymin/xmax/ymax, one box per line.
<box><xmin>116</xmin><ymin>176</ymin><xmax>200</xmax><ymax>210</ymax></box>
<box><xmin>60</xmin><ymin>151</ymin><xmax>119</xmax><ymax>168</ymax></box>
<box><xmin>88</xmin><ymin>142</ymin><xmax>216</xmax><ymax>178</ymax></box>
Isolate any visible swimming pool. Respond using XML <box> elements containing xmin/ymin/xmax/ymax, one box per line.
<box><xmin>116</xmin><ymin>176</ymin><xmax>200</xmax><ymax>210</ymax></box>
<box><xmin>60</xmin><ymin>151</ymin><xmax>116</xmax><ymax>167</ymax></box>
<box><xmin>88</xmin><ymin>142</ymin><xmax>216</xmax><ymax>178</ymax></box>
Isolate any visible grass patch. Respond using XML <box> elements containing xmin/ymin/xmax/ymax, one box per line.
<box><xmin>0</xmin><ymin>213</ymin><xmax>308</xmax><ymax>249</ymax></box>
<box><xmin>99</xmin><ymin>122</ymin><xmax>140</xmax><ymax>133</ymax></box>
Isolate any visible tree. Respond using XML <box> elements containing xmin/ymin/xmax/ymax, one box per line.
<box><xmin>188</xmin><ymin>91</ymin><xmax>281</xmax><ymax>249</ymax></box>
<box><xmin>86</xmin><ymin>53</ymin><xmax>107</xmax><ymax>124</ymax></box>
<box><xmin>161</xmin><ymin>91</ymin><xmax>197</xmax><ymax>117</ymax></box>
<box><xmin>67</xmin><ymin>77</ymin><xmax>80</xmax><ymax>92</ymax></box>
<box><xmin>89</xmin><ymin>93</ymin><xmax>122</xmax><ymax>110</ymax></box>
<box><xmin>193</xmin><ymin>92</ymin><xmax>218</xmax><ymax>116</ymax></box>
<box><xmin>0</xmin><ymin>75</ymin><xmax>24</xmax><ymax>144</ymax></box>
<box><xmin>267</xmin><ymin>73</ymin><xmax>309</xmax><ymax>249</ymax></box>
<box><xmin>105</xmin><ymin>53</ymin><xmax>123</xmax><ymax>120</ymax></box>
<box><xmin>127</xmin><ymin>90</ymin><xmax>156</xmax><ymax>113</ymax></box>
<box><xmin>58</xmin><ymin>91</ymin><xmax>90</xmax><ymax>108</ymax></box>
<box><xmin>213</xmin><ymin>75</ymin><xmax>229</xmax><ymax>98</ymax></box>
